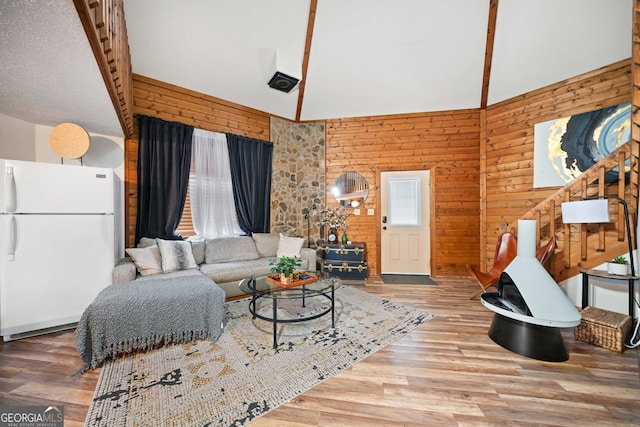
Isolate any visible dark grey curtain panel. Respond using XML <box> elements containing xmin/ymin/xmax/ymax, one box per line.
<box><xmin>135</xmin><ymin>115</ymin><xmax>194</xmax><ymax>244</ymax></box>
<box><xmin>226</xmin><ymin>133</ymin><xmax>273</xmax><ymax>234</ymax></box>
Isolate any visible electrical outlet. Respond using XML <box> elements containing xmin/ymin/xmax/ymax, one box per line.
<box><xmin>368</xmin><ymin>209</ymin><xmax>375</xmax><ymax>215</ymax></box>
<box><xmin>353</xmin><ymin>208</ymin><xmax>361</xmax><ymax>215</ymax></box>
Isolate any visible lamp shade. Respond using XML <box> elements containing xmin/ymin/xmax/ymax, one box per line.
<box><xmin>561</xmin><ymin>199</ymin><xmax>610</xmax><ymax>224</ymax></box>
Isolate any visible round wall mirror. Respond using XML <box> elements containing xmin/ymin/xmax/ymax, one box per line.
<box><xmin>332</xmin><ymin>172</ymin><xmax>369</xmax><ymax>208</ymax></box>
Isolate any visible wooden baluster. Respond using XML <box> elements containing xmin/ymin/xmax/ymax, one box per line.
<box><xmin>86</xmin><ymin>0</ymin><xmax>99</xmax><ymax>33</ymax></box>
<box><xmin>548</xmin><ymin>201</ymin><xmax>556</xmax><ymax>244</ymax></box>
<box><xmin>103</xmin><ymin>0</ymin><xmax>112</xmax><ymax>54</ymax></box>
<box><xmin>581</xmin><ymin>179</ymin><xmax>588</xmax><ymax>260</ymax></box>
<box><xmin>563</xmin><ymin>189</ymin><xmax>571</xmax><ymax>269</ymax></box>
<box><xmin>73</xmin><ymin>0</ymin><xmax>134</xmax><ymax>137</ymax></box>
<box><xmin>596</xmin><ymin>166</ymin><xmax>606</xmax><ymax>251</ymax></box>
<box><xmin>618</xmin><ymin>152</ymin><xmax>626</xmax><ymax>242</ymax></box>
<box><xmin>94</xmin><ymin>0</ymin><xmax>106</xmax><ymax>39</ymax></box>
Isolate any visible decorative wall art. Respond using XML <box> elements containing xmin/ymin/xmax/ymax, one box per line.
<box><xmin>533</xmin><ymin>102</ymin><xmax>631</xmax><ymax>188</ymax></box>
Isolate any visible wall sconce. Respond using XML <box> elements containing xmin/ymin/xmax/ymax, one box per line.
<box><xmin>561</xmin><ymin>196</ymin><xmax>635</xmax><ymax>276</ymax></box>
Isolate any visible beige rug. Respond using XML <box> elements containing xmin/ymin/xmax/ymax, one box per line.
<box><xmin>84</xmin><ymin>286</ymin><xmax>432</xmax><ymax>426</ymax></box>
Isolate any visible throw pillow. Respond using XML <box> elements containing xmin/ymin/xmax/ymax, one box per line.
<box><xmin>276</xmin><ymin>233</ymin><xmax>305</xmax><ymax>258</ymax></box>
<box><xmin>137</xmin><ymin>237</ymin><xmax>157</xmax><ymax>248</ymax></box>
<box><xmin>205</xmin><ymin>236</ymin><xmax>260</xmax><ymax>264</ymax></box>
<box><xmin>126</xmin><ymin>246</ymin><xmax>162</xmax><ymax>276</ymax></box>
<box><xmin>156</xmin><ymin>239</ymin><xmax>198</xmax><ymax>273</ymax></box>
<box><xmin>252</xmin><ymin>233</ymin><xmax>280</xmax><ymax>258</ymax></box>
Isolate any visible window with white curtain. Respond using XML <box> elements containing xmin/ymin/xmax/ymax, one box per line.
<box><xmin>389</xmin><ymin>177</ymin><xmax>421</xmax><ymax>226</ymax></box>
<box><xmin>180</xmin><ymin>129</ymin><xmax>243</xmax><ymax>239</ymax></box>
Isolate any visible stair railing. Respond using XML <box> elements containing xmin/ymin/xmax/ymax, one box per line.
<box><xmin>517</xmin><ymin>141</ymin><xmax>638</xmax><ymax>281</ymax></box>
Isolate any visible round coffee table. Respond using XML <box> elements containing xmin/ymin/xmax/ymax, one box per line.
<box><xmin>238</xmin><ymin>273</ymin><xmax>342</xmax><ymax>349</ymax></box>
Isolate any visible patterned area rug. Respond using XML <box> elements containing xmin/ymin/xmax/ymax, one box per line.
<box><xmin>84</xmin><ymin>286</ymin><xmax>432</xmax><ymax>426</ymax></box>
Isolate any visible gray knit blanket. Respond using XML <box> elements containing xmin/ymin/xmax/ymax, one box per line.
<box><xmin>75</xmin><ymin>274</ymin><xmax>225</xmax><ymax>371</ymax></box>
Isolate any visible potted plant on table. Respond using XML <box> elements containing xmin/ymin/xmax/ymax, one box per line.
<box><xmin>607</xmin><ymin>256</ymin><xmax>629</xmax><ymax>276</ymax></box>
<box><xmin>270</xmin><ymin>255</ymin><xmax>302</xmax><ymax>284</ymax></box>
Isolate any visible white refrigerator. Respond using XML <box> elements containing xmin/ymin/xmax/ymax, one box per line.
<box><xmin>0</xmin><ymin>159</ymin><xmax>115</xmax><ymax>340</ymax></box>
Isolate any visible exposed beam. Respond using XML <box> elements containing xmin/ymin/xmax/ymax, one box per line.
<box><xmin>480</xmin><ymin>0</ymin><xmax>498</xmax><ymax>109</ymax></box>
<box><xmin>296</xmin><ymin>0</ymin><xmax>318</xmax><ymax>122</ymax></box>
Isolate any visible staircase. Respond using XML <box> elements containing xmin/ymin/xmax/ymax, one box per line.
<box><xmin>517</xmin><ymin>140</ymin><xmax>639</xmax><ymax>282</ymax></box>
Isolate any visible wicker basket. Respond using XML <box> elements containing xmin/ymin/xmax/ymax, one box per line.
<box><xmin>574</xmin><ymin>306</ymin><xmax>632</xmax><ymax>353</ymax></box>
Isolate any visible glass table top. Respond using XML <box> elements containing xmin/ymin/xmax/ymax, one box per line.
<box><xmin>238</xmin><ymin>272</ymin><xmax>342</xmax><ymax>300</ymax></box>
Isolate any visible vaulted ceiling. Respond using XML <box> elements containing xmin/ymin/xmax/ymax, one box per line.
<box><xmin>0</xmin><ymin>0</ymin><xmax>633</xmax><ymax>138</ymax></box>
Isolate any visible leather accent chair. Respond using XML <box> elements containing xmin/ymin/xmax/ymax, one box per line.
<box><xmin>467</xmin><ymin>234</ymin><xmax>556</xmax><ymax>299</ymax></box>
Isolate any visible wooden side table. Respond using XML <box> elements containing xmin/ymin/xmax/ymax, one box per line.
<box><xmin>580</xmin><ymin>269</ymin><xmax>638</xmax><ymax>317</ymax></box>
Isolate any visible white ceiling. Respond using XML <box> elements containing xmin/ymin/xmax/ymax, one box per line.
<box><xmin>0</xmin><ymin>0</ymin><xmax>121</xmax><ymax>136</ymax></box>
<box><xmin>0</xmin><ymin>0</ymin><xmax>633</xmax><ymax>138</ymax></box>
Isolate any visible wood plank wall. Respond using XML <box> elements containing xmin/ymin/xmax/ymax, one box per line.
<box><xmin>481</xmin><ymin>59</ymin><xmax>632</xmax><ymax>270</ymax></box>
<box><xmin>634</xmin><ymin>1</ymin><xmax>640</xmax><ymax>151</ymax></box>
<box><xmin>125</xmin><ymin>61</ymin><xmax>630</xmax><ymax>277</ymax></box>
<box><xmin>125</xmin><ymin>74</ymin><xmax>272</xmax><ymax>247</ymax></box>
<box><xmin>325</xmin><ymin>110</ymin><xmax>481</xmax><ymax>276</ymax></box>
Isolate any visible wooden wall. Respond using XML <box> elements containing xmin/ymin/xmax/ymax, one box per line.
<box><xmin>125</xmin><ymin>61</ymin><xmax>631</xmax><ymax>278</ymax></box>
<box><xmin>125</xmin><ymin>74</ymin><xmax>272</xmax><ymax>247</ymax></box>
<box><xmin>633</xmin><ymin>1</ymin><xmax>640</xmax><ymax>154</ymax></box>
<box><xmin>325</xmin><ymin>110</ymin><xmax>481</xmax><ymax>276</ymax></box>
<box><xmin>481</xmin><ymin>59</ymin><xmax>632</xmax><ymax>269</ymax></box>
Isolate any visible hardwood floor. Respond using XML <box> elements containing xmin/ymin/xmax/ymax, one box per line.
<box><xmin>1</xmin><ymin>276</ymin><xmax>639</xmax><ymax>426</ymax></box>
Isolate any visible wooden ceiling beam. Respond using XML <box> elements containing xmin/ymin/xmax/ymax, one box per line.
<box><xmin>481</xmin><ymin>0</ymin><xmax>499</xmax><ymax>109</ymax></box>
<box><xmin>296</xmin><ymin>0</ymin><xmax>318</xmax><ymax>122</ymax></box>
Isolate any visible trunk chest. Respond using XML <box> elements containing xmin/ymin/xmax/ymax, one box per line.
<box><xmin>322</xmin><ymin>243</ymin><xmax>367</xmax><ymax>279</ymax></box>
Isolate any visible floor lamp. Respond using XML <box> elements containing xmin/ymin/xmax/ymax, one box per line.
<box><xmin>561</xmin><ymin>195</ymin><xmax>635</xmax><ymax>276</ymax></box>
<box><xmin>302</xmin><ymin>204</ymin><xmax>316</xmax><ymax>248</ymax></box>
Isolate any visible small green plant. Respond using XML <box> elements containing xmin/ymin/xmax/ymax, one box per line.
<box><xmin>611</xmin><ymin>256</ymin><xmax>629</xmax><ymax>265</ymax></box>
<box><xmin>270</xmin><ymin>255</ymin><xmax>302</xmax><ymax>278</ymax></box>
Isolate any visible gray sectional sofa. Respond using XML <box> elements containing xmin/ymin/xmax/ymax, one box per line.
<box><xmin>114</xmin><ymin>233</ymin><xmax>317</xmax><ymax>298</ymax></box>
<box><xmin>76</xmin><ymin>233</ymin><xmax>316</xmax><ymax>370</ymax></box>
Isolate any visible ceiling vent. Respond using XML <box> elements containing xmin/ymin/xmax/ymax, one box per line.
<box><xmin>268</xmin><ymin>71</ymin><xmax>299</xmax><ymax>93</ymax></box>
<box><xmin>267</xmin><ymin>51</ymin><xmax>301</xmax><ymax>93</ymax></box>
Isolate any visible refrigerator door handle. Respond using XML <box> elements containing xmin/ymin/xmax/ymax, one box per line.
<box><xmin>8</xmin><ymin>215</ymin><xmax>16</xmax><ymax>261</ymax></box>
<box><xmin>6</xmin><ymin>165</ymin><xmax>17</xmax><ymax>213</ymax></box>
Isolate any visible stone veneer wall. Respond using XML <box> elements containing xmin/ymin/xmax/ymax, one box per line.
<box><xmin>270</xmin><ymin>118</ymin><xmax>325</xmax><ymax>248</ymax></box>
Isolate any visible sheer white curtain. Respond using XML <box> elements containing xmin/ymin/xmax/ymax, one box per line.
<box><xmin>190</xmin><ymin>129</ymin><xmax>244</xmax><ymax>238</ymax></box>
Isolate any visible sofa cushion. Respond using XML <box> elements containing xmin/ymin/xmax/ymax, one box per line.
<box><xmin>205</xmin><ymin>236</ymin><xmax>260</xmax><ymax>264</ymax></box>
<box><xmin>135</xmin><ymin>268</ymin><xmax>204</xmax><ymax>282</ymax></box>
<box><xmin>125</xmin><ymin>246</ymin><xmax>162</xmax><ymax>276</ymax></box>
<box><xmin>156</xmin><ymin>239</ymin><xmax>198</xmax><ymax>273</ymax></box>
<box><xmin>200</xmin><ymin>257</ymin><xmax>310</xmax><ymax>284</ymax></box>
<box><xmin>112</xmin><ymin>258</ymin><xmax>138</xmax><ymax>284</ymax></box>
<box><xmin>200</xmin><ymin>258</ymin><xmax>273</xmax><ymax>283</ymax></box>
<box><xmin>190</xmin><ymin>240</ymin><xmax>206</xmax><ymax>264</ymax></box>
<box><xmin>252</xmin><ymin>233</ymin><xmax>280</xmax><ymax>258</ymax></box>
<box><xmin>276</xmin><ymin>233</ymin><xmax>305</xmax><ymax>258</ymax></box>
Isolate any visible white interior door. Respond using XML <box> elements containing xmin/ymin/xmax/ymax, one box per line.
<box><xmin>380</xmin><ymin>170</ymin><xmax>430</xmax><ymax>275</ymax></box>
